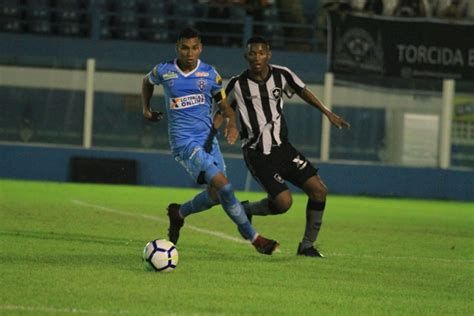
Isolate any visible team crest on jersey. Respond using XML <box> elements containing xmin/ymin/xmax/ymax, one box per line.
<box><xmin>271</xmin><ymin>88</ymin><xmax>282</xmax><ymax>99</ymax></box>
<box><xmin>197</xmin><ymin>79</ymin><xmax>207</xmax><ymax>91</ymax></box>
<box><xmin>273</xmin><ymin>173</ymin><xmax>284</xmax><ymax>184</ymax></box>
<box><xmin>162</xmin><ymin>71</ymin><xmax>178</xmax><ymax>80</ymax></box>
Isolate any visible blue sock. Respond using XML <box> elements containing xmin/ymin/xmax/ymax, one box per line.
<box><xmin>180</xmin><ymin>190</ymin><xmax>219</xmax><ymax>218</ymax></box>
<box><xmin>217</xmin><ymin>183</ymin><xmax>256</xmax><ymax>241</ymax></box>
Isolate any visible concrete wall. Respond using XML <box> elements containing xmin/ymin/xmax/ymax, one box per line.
<box><xmin>0</xmin><ymin>33</ymin><xmax>328</xmax><ymax>83</ymax></box>
<box><xmin>1</xmin><ymin>143</ymin><xmax>473</xmax><ymax>201</ymax></box>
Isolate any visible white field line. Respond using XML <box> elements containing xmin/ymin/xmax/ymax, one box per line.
<box><xmin>71</xmin><ymin>200</ymin><xmax>474</xmax><ymax>264</ymax></box>
<box><xmin>71</xmin><ymin>199</ymin><xmax>248</xmax><ymax>245</ymax></box>
<box><xmin>0</xmin><ymin>304</ymin><xmax>129</xmax><ymax>314</ymax></box>
<box><xmin>330</xmin><ymin>252</ymin><xmax>474</xmax><ymax>264</ymax></box>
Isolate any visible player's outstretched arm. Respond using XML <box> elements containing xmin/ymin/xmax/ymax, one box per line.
<box><xmin>217</xmin><ymin>98</ymin><xmax>239</xmax><ymax>145</ymax></box>
<box><xmin>298</xmin><ymin>88</ymin><xmax>351</xmax><ymax>129</ymax></box>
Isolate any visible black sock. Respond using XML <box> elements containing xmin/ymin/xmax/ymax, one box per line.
<box><xmin>242</xmin><ymin>198</ymin><xmax>273</xmax><ymax>216</ymax></box>
<box><xmin>301</xmin><ymin>199</ymin><xmax>325</xmax><ymax>249</ymax></box>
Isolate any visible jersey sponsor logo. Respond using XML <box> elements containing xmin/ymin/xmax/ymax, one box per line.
<box><xmin>170</xmin><ymin>93</ymin><xmax>205</xmax><ymax>109</ymax></box>
<box><xmin>163</xmin><ymin>71</ymin><xmax>178</xmax><ymax>80</ymax></box>
<box><xmin>195</xmin><ymin>72</ymin><xmax>209</xmax><ymax>77</ymax></box>
<box><xmin>292</xmin><ymin>155</ymin><xmax>308</xmax><ymax>170</ymax></box>
<box><xmin>197</xmin><ymin>79</ymin><xmax>207</xmax><ymax>91</ymax></box>
<box><xmin>273</xmin><ymin>173</ymin><xmax>285</xmax><ymax>184</ymax></box>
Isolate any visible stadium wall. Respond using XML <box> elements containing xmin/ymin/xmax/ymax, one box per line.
<box><xmin>1</xmin><ymin>143</ymin><xmax>472</xmax><ymax>202</ymax></box>
<box><xmin>0</xmin><ymin>33</ymin><xmax>327</xmax><ymax>82</ymax></box>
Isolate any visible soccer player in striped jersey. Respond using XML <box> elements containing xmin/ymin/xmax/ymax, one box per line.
<box><xmin>141</xmin><ymin>28</ymin><xmax>279</xmax><ymax>255</ymax></box>
<box><xmin>216</xmin><ymin>36</ymin><xmax>350</xmax><ymax>257</ymax></box>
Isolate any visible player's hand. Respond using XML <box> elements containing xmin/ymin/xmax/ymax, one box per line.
<box><xmin>224</xmin><ymin>124</ymin><xmax>239</xmax><ymax>145</ymax></box>
<box><xmin>212</xmin><ymin>111</ymin><xmax>225</xmax><ymax>130</ymax></box>
<box><xmin>328</xmin><ymin>113</ymin><xmax>351</xmax><ymax>129</ymax></box>
<box><xmin>144</xmin><ymin>110</ymin><xmax>164</xmax><ymax>122</ymax></box>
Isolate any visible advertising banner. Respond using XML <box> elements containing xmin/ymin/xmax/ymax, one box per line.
<box><xmin>328</xmin><ymin>12</ymin><xmax>474</xmax><ymax>80</ymax></box>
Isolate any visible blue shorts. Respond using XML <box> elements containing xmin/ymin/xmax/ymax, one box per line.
<box><xmin>173</xmin><ymin>138</ymin><xmax>226</xmax><ymax>184</ymax></box>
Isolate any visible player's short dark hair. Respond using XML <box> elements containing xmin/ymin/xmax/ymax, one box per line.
<box><xmin>246</xmin><ymin>36</ymin><xmax>270</xmax><ymax>48</ymax></box>
<box><xmin>177</xmin><ymin>27</ymin><xmax>201</xmax><ymax>41</ymax></box>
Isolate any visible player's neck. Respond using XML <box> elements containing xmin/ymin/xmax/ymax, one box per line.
<box><xmin>176</xmin><ymin>60</ymin><xmax>197</xmax><ymax>73</ymax></box>
<box><xmin>248</xmin><ymin>65</ymin><xmax>270</xmax><ymax>82</ymax></box>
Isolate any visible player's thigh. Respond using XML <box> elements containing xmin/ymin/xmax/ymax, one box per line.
<box><xmin>174</xmin><ymin>143</ymin><xmax>223</xmax><ymax>183</ymax></box>
<box><xmin>209</xmin><ymin>141</ymin><xmax>226</xmax><ymax>176</ymax></box>
<box><xmin>279</xmin><ymin>142</ymin><xmax>318</xmax><ymax>190</ymax></box>
<box><xmin>243</xmin><ymin>147</ymin><xmax>288</xmax><ymax>199</ymax></box>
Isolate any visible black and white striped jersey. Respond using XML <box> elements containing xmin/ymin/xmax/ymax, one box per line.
<box><xmin>225</xmin><ymin>64</ymin><xmax>306</xmax><ymax>154</ymax></box>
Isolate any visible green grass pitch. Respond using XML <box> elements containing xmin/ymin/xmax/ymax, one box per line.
<box><xmin>0</xmin><ymin>179</ymin><xmax>472</xmax><ymax>315</ymax></box>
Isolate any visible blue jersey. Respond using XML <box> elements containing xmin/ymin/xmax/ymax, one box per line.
<box><xmin>147</xmin><ymin>59</ymin><xmax>225</xmax><ymax>152</ymax></box>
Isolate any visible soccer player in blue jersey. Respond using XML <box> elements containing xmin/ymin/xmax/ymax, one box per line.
<box><xmin>141</xmin><ymin>27</ymin><xmax>279</xmax><ymax>255</ymax></box>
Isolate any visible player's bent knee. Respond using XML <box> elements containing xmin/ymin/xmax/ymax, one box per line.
<box><xmin>309</xmin><ymin>181</ymin><xmax>328</xmax><ymax>201</ymax></box>
<box><xmin>270</xmin><ymin>199</ymin><xmax>292</xmax><ymax>214</ymax></box>
<box><xmin>304</xmin><ymin>176</ymin><xmax>328</xmax><ymax>201</ymax></box>
<box><xmin>217</xmin><ymin>182</ymin><xmax>234</xmax><ymax>198</ymax></box>
<box><xmin>203</xmin><ymin>165</ymin><xmax>221</xmax><ymax>185</ymax></box>
<box><xmin>308</xmin><ymin>189</ymin><xmax>327</xmax><ymax>202</ymax></box>
<box><xmin>207</xmin><ymin>186</ymin><xmax>220</xmax><ymax>203</ymax></box>
<box><xmin>309</xmin><ymin>190</ymin><xmax>326</xmax><ymax>201</ymax></box>
<box><xmin>209</xmin><ymin>171</ymin><xmax>230</xmax><ymax>190</ymax></box>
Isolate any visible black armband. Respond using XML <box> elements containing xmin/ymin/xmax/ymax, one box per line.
<box><xmin>212</xmin><ymin>89</ymin><xmax>226</xmax><ymax>104</ymax></box>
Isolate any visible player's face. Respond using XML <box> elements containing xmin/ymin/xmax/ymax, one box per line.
<box><xmin>176</xmin><ymin>37</ymin><xmax>202</xmax><ymax>69</ymax></box>
<box><xmin>245</xmin><ymin>43</ymin><xmax>271</xmax><ymax>72</ymax></box>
